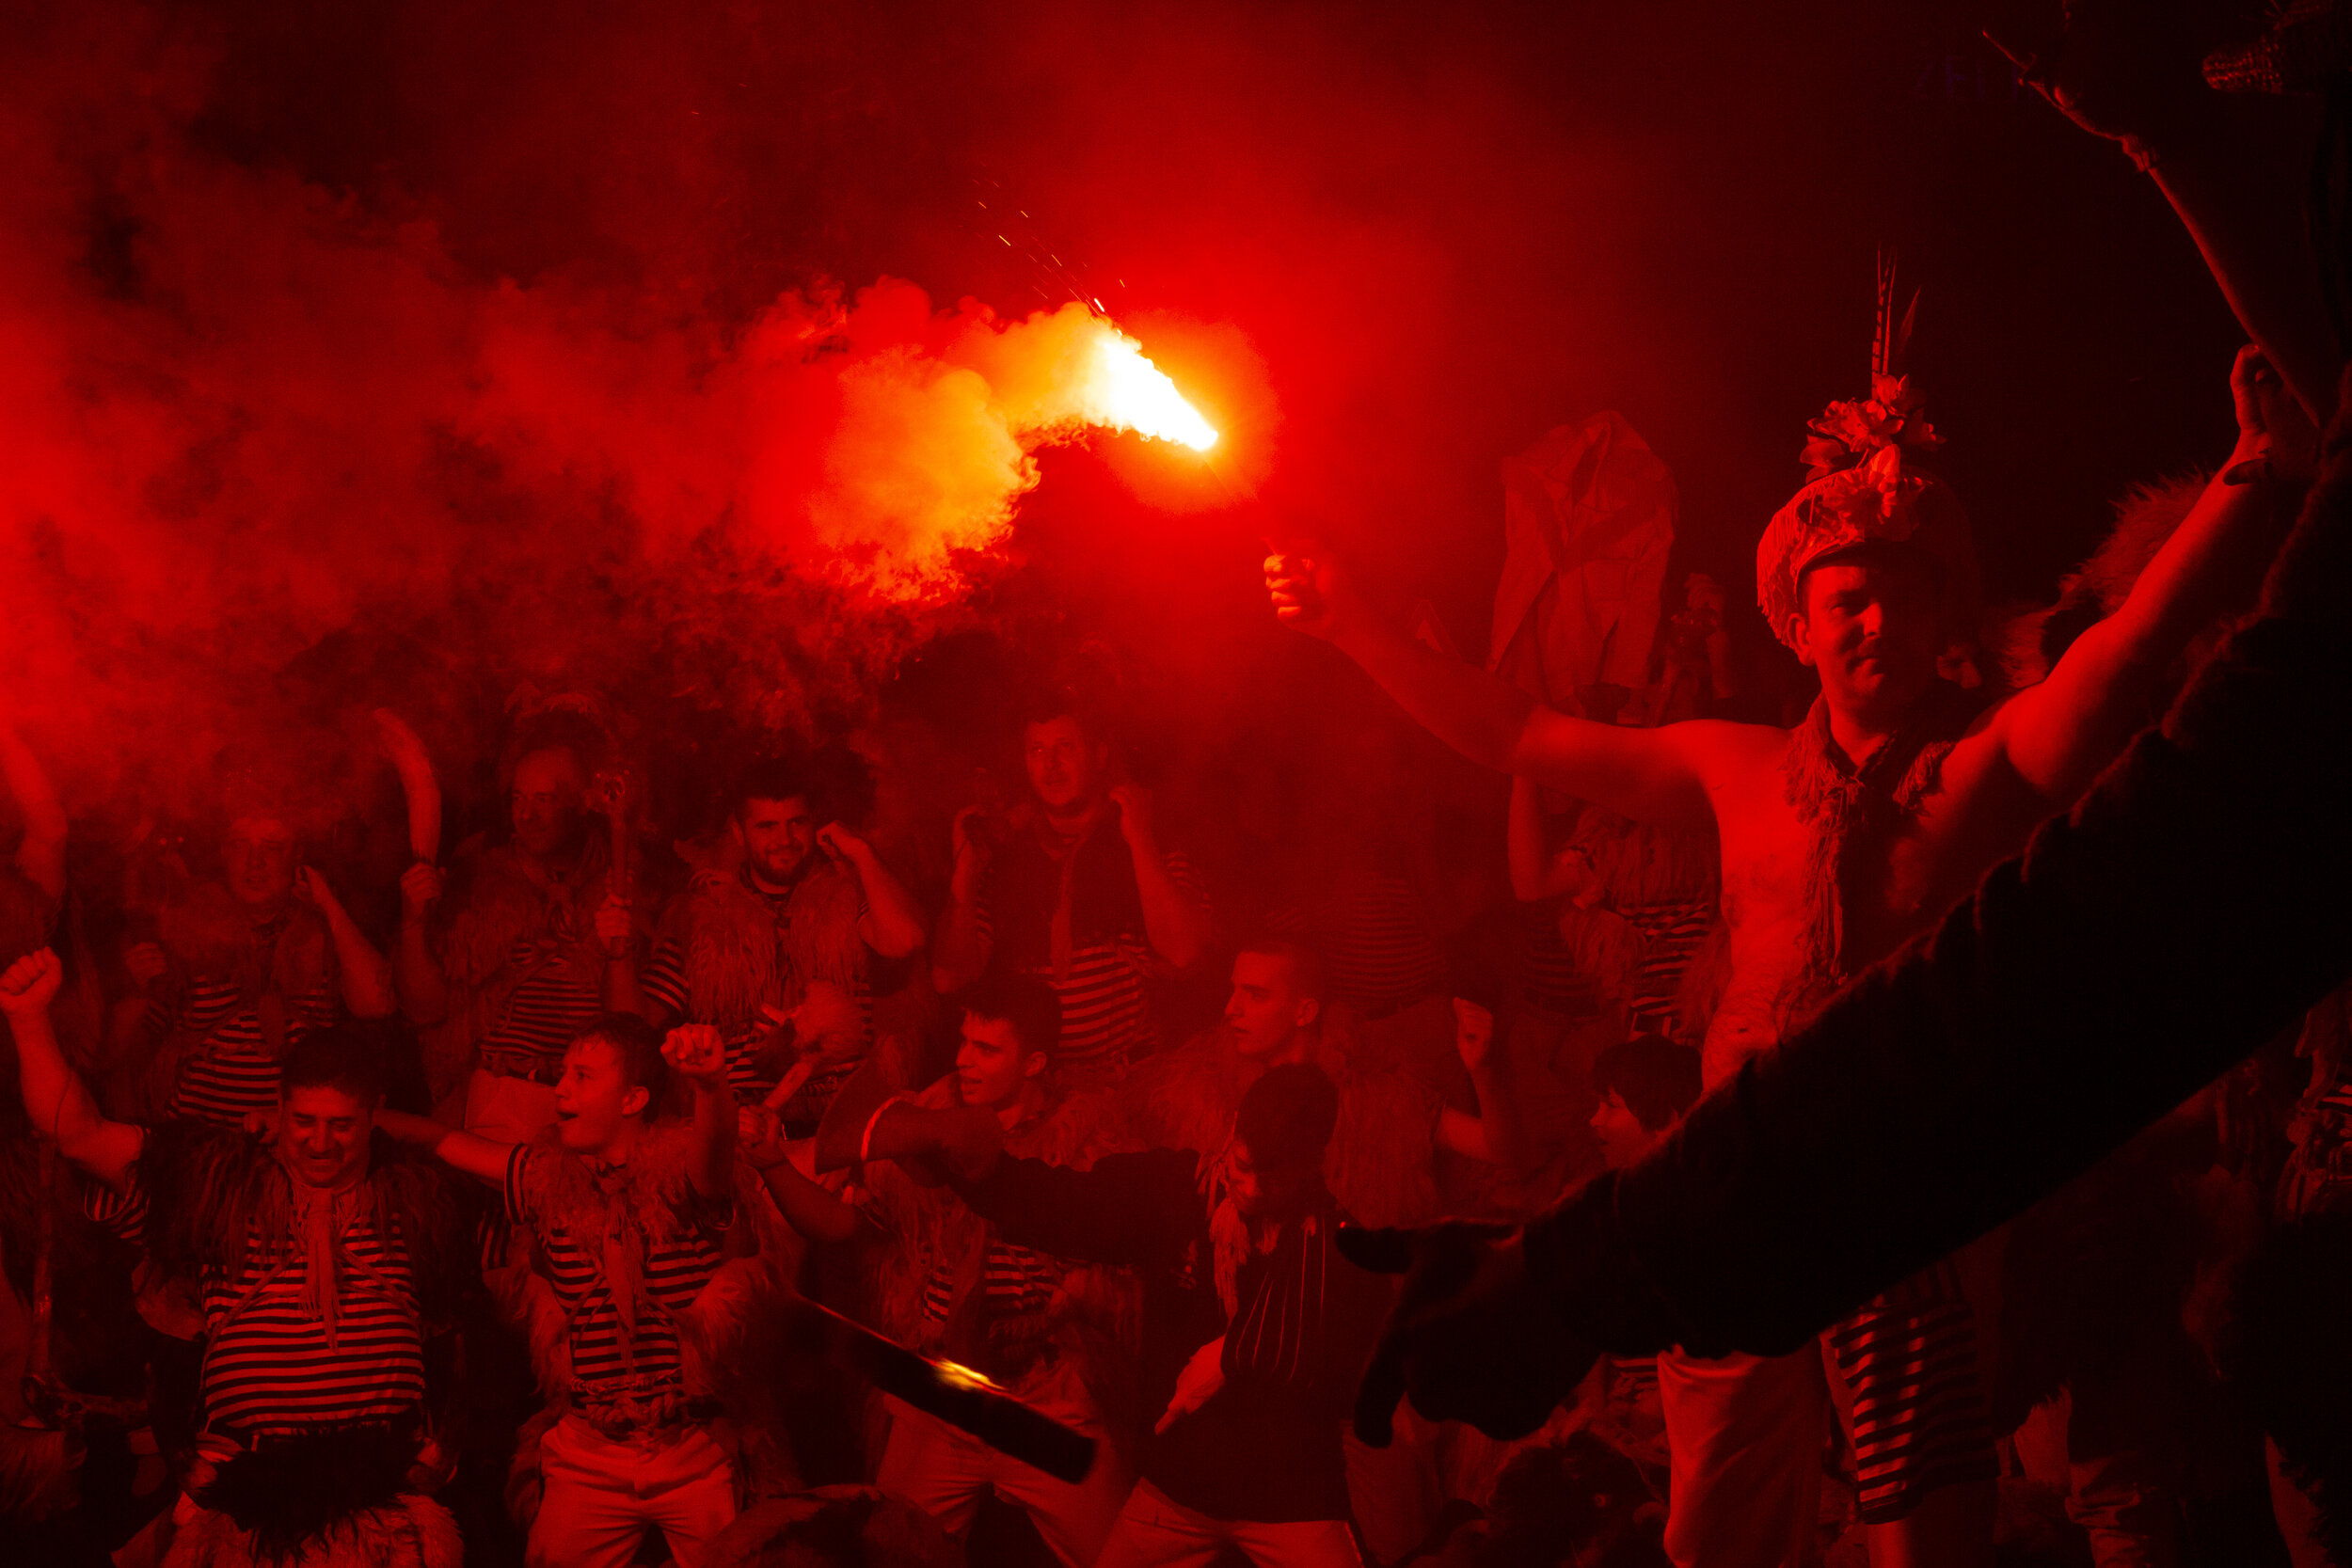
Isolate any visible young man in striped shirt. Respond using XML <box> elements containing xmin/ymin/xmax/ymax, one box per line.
<box><xmin>377</xmin><ymin>1014</ymin><xmax>747</xmax><ymax>1568</ymax></box>
<box><xmin>641</xmin><ymin>756</ymin><xmax>928</xmax><ymax>1127</ymax></box>
<box><xmin>2</xmin><ymin>947</ymin><xmax>464</xmax><ymax>1567</ymax></box>
<box><xmin>129</xmin><ymin>807</ymin><xmax>396</xmax><ymax>1128</ymax></box>
<box><xmin>934</xmin><ymin>698</ymin><xmax>1214</xmax><ymax>1084</ymax></box>
<box><xmin>860</xmin><ymin>974</ymin><xmax>1137</xmax><ymax>1568</ymax></box>
<box><xmin>396</xmin><ymin>732</ymin><xmax>646</xmax><ymax>1144</ymax></box>
<box><xmin>863</xmin><ymin>1062</ymin><xmax>1391</xmax><ymax>1568</ymax></box>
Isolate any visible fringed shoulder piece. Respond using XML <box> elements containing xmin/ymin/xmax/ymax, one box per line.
<box><xmin>1991</xmin><ymin>470</ymin><xmax>2210</xmax><ymax>690</ymax></box>
<box><xmin>1328</xmin><ymin>1055</ymin><xmax>1444</xmax><ymax>1231</ymax></box>
<box><xmin>438</xmin><ymin>841</ymin><xmax>610</xmax><ymax>990</ymax></box>
<box><xmin>139</xmin><ymin>1119</ymin><xmax>278</xmax><ymax>1281</ymax></box>
<box><xmin>1119</xmin><ymin>1030</ymin><xmax>1243</xmax><ymax>1158</ymax></box>
<box><xmin>1778</xmin><ymin>679</ymin><xmax>1984</xmax><ymax>1017</ymax></box>
<box><xmin>661</xmin><ymin>871</ymin><xmax>787</xmax><ymax>1033</ymax></box>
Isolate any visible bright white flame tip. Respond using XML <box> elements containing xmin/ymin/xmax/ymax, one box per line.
<box><xmin>1088</xmin><ymin>330</ymin><xmax>1219</xmax><ymax>451</ymax></box>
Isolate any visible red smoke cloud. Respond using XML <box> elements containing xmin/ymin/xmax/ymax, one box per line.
<box><xmin>0</xmin><ymin>6</ymin><xmax>1266</xmax><ymax>812</ymax></box>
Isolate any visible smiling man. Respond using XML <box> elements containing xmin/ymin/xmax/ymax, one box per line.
<box><xmin>643</xmin><ymin>754</ymin><xmax>927</xmax><ymax>1129</ymax></box>
<box><xmin>376</xmin><ymin>1015</ymin><xmax>756</xmax><ymax>1568</ymax></box>
<box><xmin>1268</xmin><ymin>350</ymin><xmax>2307</xmax><ymax>1567</ymax></box>
<box><xmin>1</xmin><ymin>947</ymin><xmax>466</xmax><ymax>1567</ymax></box>
<box><xmin>933</xmin><ymin>693</ymin><xmax>1214</xmax><ymax>1083</ymax></box>
<box><xmin>859</xmin><ymin>974</ymin><xmax>1138</xmax><ymax>1568</ymax></box>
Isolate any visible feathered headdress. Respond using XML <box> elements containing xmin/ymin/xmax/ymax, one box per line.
<box><xmin>1756</xmin><ymin>251</ymin><xmax>1978</xmax><ymax>648</ymax></box>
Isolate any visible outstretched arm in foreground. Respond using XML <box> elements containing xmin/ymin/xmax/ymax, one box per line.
<box><xmin>1994</xmin><ymin>345</ymin><xmax>2312</xmax><ymax>802</ymax></box>
<box><xmin>1347</xmin><ymin>377</ymin><xmax>2352</xmax><ymax>1444</ymax></box>
<box><xmin>3</xmin><ymin>950</ymin><xmax>142</xmax><ymax>1191</ymax></box>
<box><xmin>374</xmin><ymin>1108</ymin><xmax>512</xmax><ymax>1183</ymax></box>
<box><xmin>1266</xmin><ymin>547</ymin><xmax>1717</xmax><ymax>832</ymax></box>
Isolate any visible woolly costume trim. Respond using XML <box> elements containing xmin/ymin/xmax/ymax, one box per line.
<box><xmin>1776</xmin><ymin>681</ymin><xmax>1983</xmax><ymax>1028</ymax></box>
<box><xmin>860</xmin><ymin>1076</ymin><xmax>1143</xmax><ymax>1430</ymax></box>
<box><xmin>1565</xmin><ymin>807</ymin><xmax>1719</xmax><ymax>911</ymax></box>
<box><xmin>658</xmin><ymin>862</ymin><xmax>864</xmax><ymax>1050</ymax></box>
<box><xmin>421</xmin><ymin>841</ymin><xmax>614</xmax><ymax>1097</ymax></box>
<box><xmin>1991</xmin><ymin>471</ymin><xmax>2209</xmax><ymax>691</ymax></box>
<box><xmin>137</xmin><ymin>1122</ymin><xmax>465</xmax><ymax>1327</ymax></box>
<box><xmin>492</xmin><ymin>1123</ymin><xmax>787</xmax><ymax>1418</ymax></box>
<box><xmin>160</xmin><ymin>1494</ymin><xmax>460</xmax><ymax>1568</ymax></box>
<box><xmin>161</xmin><ymin>884</ymin><xmax>331</xmax><ymax>1002</ymax></box>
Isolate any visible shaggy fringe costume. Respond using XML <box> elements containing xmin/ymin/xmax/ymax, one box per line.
<box><xmin>655</xmin><ymin>862</ymin><xmax>867</xmax><ymax>1117</ymax></box>
<box><xmin>660</xmin><ymin>865</ymin><xmax>865</xmax><ymax>1034</ymax></box>
<box><xmin>128</xmin><ymin>1124</ymin><xmax>466</xmax><ymax>1567</ymax></box>
<box><xmin>144</xmin><ymin>884</ymin><xmax>334</xmax><ymax>1121</ymax></box>
<box><xmin>490</xmin><ymin>1122</ymin><xmax>797</xmax><ymax>1531</ymax></box>
<box><xmin>421</xmin><ymin>838</ymin><xmax>616</xmax><ymax>1103</ymax></box>
<box><xmin>862</xmin><ymin>1076</ymin><xmax>1142</xmax><ymax>1440</ymax></box>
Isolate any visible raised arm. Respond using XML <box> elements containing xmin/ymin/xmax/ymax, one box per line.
<box><xmin>663</xmin><ymin>1024</ymin><xmax>737</xmax><ymax>1204</ymax></box>
<box><xmin>930</xmin><ymin>805</ymin><xmax>994</xmax><ymax>995</ymax></box>
<box><xmin>0</xmin><ymin>722</ymin><xmax>67</xmax><ymax>902</ymax></box>
<box><xmin>1993</xmin><ymin>346</ymin><xmax>2311</xmax><ymax>802</ymax></box>
<box><xmin>2</xmin><ymin>950</ymin><xmax>141</xmax><ymax>1191</ymax></box>
<box><xmin>816</xmin><ymin>824</ymin><xmax>929</xmax><ymax>960</ymax></box>
<box><xmin>374</xmin><ymin>1106</ymin><xmax>514</xmax><ymax>1183</ymax></box>
<box><xmin>738</xmin><ymin>1104</ymin><xmax>862</xmax><ymax>1243</ymax></box>
<box><xmin>393</xmin><ymin>863</ymin><xmax>451</xmax><ymax>1025</ymax></box>
<box><xmin>1266</xmin><ymin>547</ymin><xmax>1715</xmax><ymax>832</ymax></box>
<box><xmin>1107</xmin><ymin>784</ymin><xmax>1212</xmax><ymax>972</ymax></box>
<box><xmin>296</xmin><ymin>867</ymin><xmax>396</xmax><ymax>1020</ymax></box>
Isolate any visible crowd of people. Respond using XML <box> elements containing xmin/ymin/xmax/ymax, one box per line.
<box><xmin>7</xmin><ymin>11</ymin><xmax>2352</xmax><ymax>1568</ymax></box>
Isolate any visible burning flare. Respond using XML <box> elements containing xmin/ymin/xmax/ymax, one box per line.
<box><xmin>1078</xmin><ymin>324</ymin><xmax>1219</xmax><ymax>450</ymax></box>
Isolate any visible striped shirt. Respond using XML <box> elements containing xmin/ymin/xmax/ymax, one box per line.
<box><xmin>502</xmin><ymin>1144</ymin><xmax>728</xmax><ymax>1401</ymax></box>
<box><xmin>1826</xmin><ymin>1260</ymin><xmax>1997</xmax><ymax>1523</ymax></box>
<box><xmin>1622</xmin><ymin>899</ymin><xmax>1714</xmax><ymax>1038</ymax></box>
<box><xmin>640</xmin><ymin>879</ymin><xmax>875</xmax><ymax>1108</ymax></box>
<box><xmin>165</xmin><ymin>974</ymin><xmax>341</xmax><ymax>1127</ymax></box>
<box><xmin>977</xmin><ymin>852</ymin><xmax>1202</xmax><ymax>1078</ymax></box>
<box><xmin>1270</xmin><ymin>875</ymin><xmax>1445</xmax><ymax>1020</ymax></box>
<box><xmin>87</xmin><ymin>1162</ymin><xmax>425</xmax><ymax>1435</ymax></box>
<box><xmin>919</xmin><ymin>1239</ymin><xmax>1062</xmax><ymax>1330</ymax></box>
<box><xmin>477</xmin><ymin>935</ymin><xmax>608</xmax><ymax>1072</ymax></box>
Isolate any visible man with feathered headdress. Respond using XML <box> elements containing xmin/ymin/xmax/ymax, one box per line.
<box><xmin>1267</xmin><ymin>312</ymin><xmax>2305</xmax><ymax>1563</ymax></box>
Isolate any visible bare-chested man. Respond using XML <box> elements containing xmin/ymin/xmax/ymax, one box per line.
<box><xmin>1267</xmin><ymin>349</ymin><xmax>2306</xmax><ymax>1568</ymax></box>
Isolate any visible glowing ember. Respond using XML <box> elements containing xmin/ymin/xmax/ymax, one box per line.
<box><xmin>1079</xmin><ymin>325</ymin><xmax>1219</xmax><ymax>450</ymax></box>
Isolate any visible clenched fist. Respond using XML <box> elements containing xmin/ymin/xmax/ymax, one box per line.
<box><xmin>0</xmin><ymin>948</ymin><xmax>64</xmax><ymax>1020</ymax></box>
<box><xmin>661</xmin><ymin>1023</ymin><xmax>729</xmax><ymax>1089</ymax></box>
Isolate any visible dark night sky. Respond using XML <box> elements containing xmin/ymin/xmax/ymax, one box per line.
<box><xmin>170</xmin><ymin>0</ymin><xmax>2275</xmax><ymax>635</ymax></box>
<box><xmin>4</xmin><ymin>0</ymin><xmax>2299</xmax><ymax>808</ymax></box>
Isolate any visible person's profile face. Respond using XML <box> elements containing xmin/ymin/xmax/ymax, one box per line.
<box><xmin>1223</xmin><ymin>950</ymin><xmax>1311</xmax><ymax>1061</ymax></box>
<box><xmin>1588</xmin><ymin>1089</ymin><xmax>1663</xmax><ymax>1172</ymax></box>
<box><xmin>955</xmin><ymin>1012</ymin><xmax>1041</xmax><ymax>1112</ymax></box>
<box><xmin>552</xmin><ymin>1037</ymin><xmax>647</xmax><ymax>1154</ymax></box>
